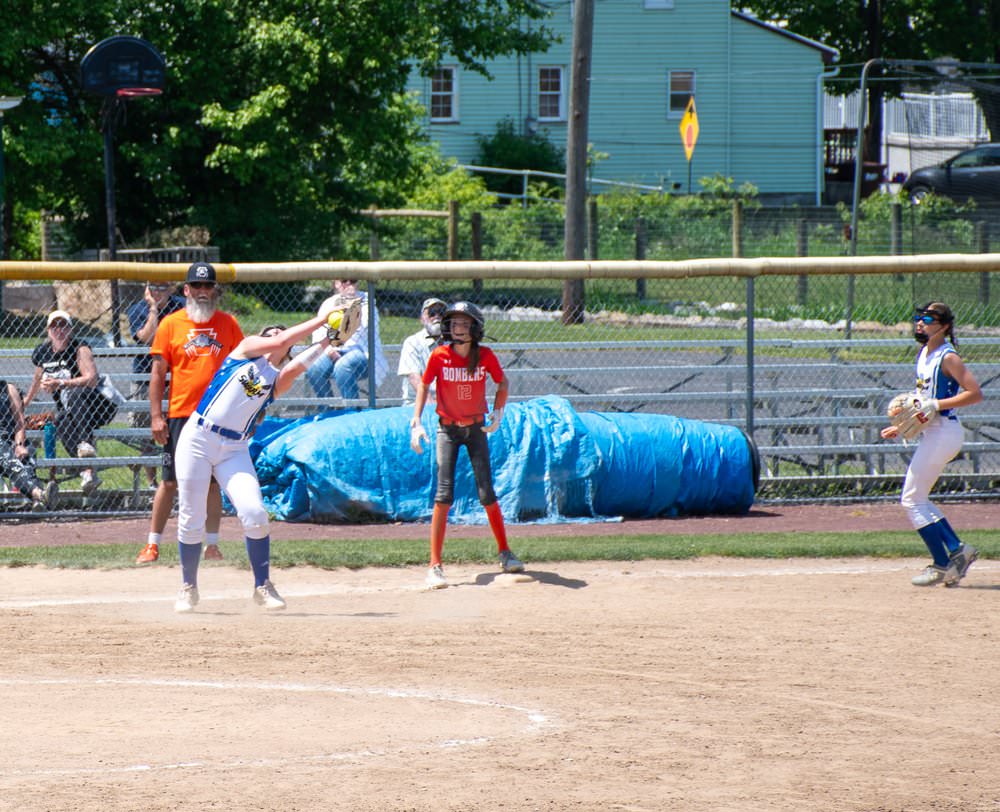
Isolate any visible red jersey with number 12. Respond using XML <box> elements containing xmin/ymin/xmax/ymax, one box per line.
<box><xmin>422</xmin><ymin>344</ymin><xmax>504</xmax><ymax>422</ymax></box>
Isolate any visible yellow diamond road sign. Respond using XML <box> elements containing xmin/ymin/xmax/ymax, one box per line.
<box><xmin>679</xmin><ymin>96</ymin><xmax>699</xmax><ymax>161</ymax></box>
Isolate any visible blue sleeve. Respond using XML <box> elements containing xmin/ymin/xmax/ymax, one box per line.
<box><xmin>126</xmin><ymin>302</ymin><xmax>148</xmax><ymax>342</ymax></box>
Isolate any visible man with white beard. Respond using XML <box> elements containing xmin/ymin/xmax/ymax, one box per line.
<box><xmin>135</xmin><ymin>262</ymin><xmax>244</xmax><ymax>564</ymax></box>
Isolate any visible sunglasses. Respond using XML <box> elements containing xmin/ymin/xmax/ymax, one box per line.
<box><xmin>427</xmin><ymin>306</ymin><xmax>446</xmax><ymax>317</ymax></box>
<box><xmin>188</xmin><ymin>282</ymin><xmax>216</xmax><ymax>290</ymax></box>
<box><xmin>913</xmin><ymin>314</ymin><xmax>939</xmax><ymax>324</ymax></box>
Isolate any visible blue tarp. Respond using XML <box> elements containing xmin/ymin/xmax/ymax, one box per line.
<box><xmin>249</xmin><ymin>395</ymin><xmax>756</xmax><ymax>524</ymax></box>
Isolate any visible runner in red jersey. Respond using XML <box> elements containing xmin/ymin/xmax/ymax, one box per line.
<box><xmin>410</xmin><ymin>301</ymin><xmax>524</xmax><ymax>589</ymax></box>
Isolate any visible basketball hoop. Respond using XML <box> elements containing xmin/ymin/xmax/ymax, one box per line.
<box><xmin>81</xmin><ymin>36</ymin><xmax>166</xmax><ymax>98</ymax></box>
<box><xmin>116</xmin><ymin>87</ymin><xmax>162</xmax><ymax>98</ymax></box>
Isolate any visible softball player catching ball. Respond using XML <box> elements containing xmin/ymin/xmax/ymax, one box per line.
<box><xmin>410</xmin><ymin>301</ymin><xmax>524</xmax><ymax>589</ymax></box>
<box><xmin>881</xmin><ymin>302</ymin><xmax>983</xmax><ymax>587</ymax></box>
<box><xmin>173</xmin><ymin>299</ymin><xmax>358</xmax><ymax>612</ymax></box>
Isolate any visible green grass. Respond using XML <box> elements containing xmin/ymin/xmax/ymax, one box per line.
<box><xmin>2</xmin><ymin>529</ymin><xmax>994</xmax><ymax>570</ymax></box>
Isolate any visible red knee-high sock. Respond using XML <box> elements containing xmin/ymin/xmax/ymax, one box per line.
<box><xmin>430</xmin><ymin>502</ymin><xmax>449</xmax><ymax>566</ymax></box>
<box><xmin>485</xmin><ymin>501</ymin><xmax>509</xmax><ymax>553</ymax></box>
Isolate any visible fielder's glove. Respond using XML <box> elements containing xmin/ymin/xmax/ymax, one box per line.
<box><xmin>324</xmin><ymin>296</ymin><xmax>362</xmax><ymax>346</ymax></box>
<box><xmin>887</xmin><ymin>392</ymin><xmax>940</xmax><ymax>440</ymax></box>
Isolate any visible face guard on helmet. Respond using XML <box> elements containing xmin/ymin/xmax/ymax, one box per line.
<box><xmin>441</xmin><ymin>301</ymin><xmax>485</xmax><ymax>343</ymax></box>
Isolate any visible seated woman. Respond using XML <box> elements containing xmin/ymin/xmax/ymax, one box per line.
<box><xmin>23</xmin><ymin>310</ymin><xmax>118</xmax><ymax>496</ymax></box>
<box><xmin>0</xmin><ymin>380</ymin><xmax>58</xmax><ymax>511</ymax></box>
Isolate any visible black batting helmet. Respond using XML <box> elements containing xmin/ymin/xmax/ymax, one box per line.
<box><xmin>441</xmin><ymin>301</ymin><xmax>485</xmax><ymax>343</ymax></box>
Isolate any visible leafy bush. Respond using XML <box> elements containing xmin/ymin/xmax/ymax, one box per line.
<box><xmin>474</xmin><ymin>118</ymin><xmax>565</xmax><ymax>201</ymax></box>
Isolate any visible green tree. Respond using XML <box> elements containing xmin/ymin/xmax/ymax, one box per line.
<box><xmin>740</xmin><ymin>1</ymin><xmax>1000</xmax><ymax>156</ymax></box>
<box><xmin>0</xmin><ymin>0</ymin><xmax>554</xmax><ymax>260</ymax></box>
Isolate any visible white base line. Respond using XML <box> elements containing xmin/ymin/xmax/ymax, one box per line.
<box><xmin>0</xmin><ymin>676</ymin><xmax>552</xmax><ymax>779</ymax></box>
<box><xmin>1</xmin><ymin>561</ymin><xmax>996</xmax><ymax>609</ymax></box>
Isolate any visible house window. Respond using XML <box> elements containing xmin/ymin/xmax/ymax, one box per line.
<box><xmin>538</xmin><ymin>66</ymin><xmax>565</xmax><ymax>121</ymax></box>
<box><xmin>644</xmin><ymin>0</ymin><xmax>674</xmax><ymax>8</ymax></box>
<box><xmin>668</xmin><ymin>70</ymin><xmax>695</xmax><ymax>118</ymax></box>
<box><xmin>430</xmin><ymin>67</ymin><xmax>458</xmax><ymax>122</ymax></box>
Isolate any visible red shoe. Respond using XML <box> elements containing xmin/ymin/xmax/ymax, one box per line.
<box><xmin>135</xmin><ymin>543</ymin><xmax>159</xmax><ymax>564</ymax></box>
<box><xmin>203</xmin><ymin>544</ymin><xmax>224</xmax><ymax>561</ymax></box>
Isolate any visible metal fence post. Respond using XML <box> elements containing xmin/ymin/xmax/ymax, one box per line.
<box><xmin>732</xmin><ymin>200</ymin><xmax>754</xmax><ymax>436</ymax></box>
<box><xmin>635</xmin><ymin>217</ymin><xmax>647</xmax><ymax>301</ymax></box>
<box><xmin>977</xmin><ymin>221</ymin><xmax>990</xmax><ymax>305</ymax></box>
<box><xmin>588</xmin><ymin>198</ymin><xmax>599</xmax><ymax>261</ymax></box>
<box><xmin>366</xmin><ymin>280</ymin><xmax>377</xmax><ymax>409</ymax></box>
<box><xmin>731</xmin><ymin>199</ymin><xmax>743</xmax><ymax>259</ymax></box>
<box><xmin>368</xmin><ymin>204</ymin><xmax>379</xmax><ymax>261</ymax></box>
<box><xmin>796</xmin><ymin>219</ymin><xmax>808</xmax><ymax>305</ymax></box>
<box><xmin>447</xmin><ymin>200</ymin><xmax>459</xmax><ymax>262</ymax></box>
<box><xmin>471</xmin><ymin>211</ymin><xmax>483</xmax><ymax>296</ymax></box>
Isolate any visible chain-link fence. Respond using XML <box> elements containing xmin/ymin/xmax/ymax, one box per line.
<box><xmin>5</xmin><ymin>203</ymin><xmax>1000</xmax><ymax>517</ymax></box>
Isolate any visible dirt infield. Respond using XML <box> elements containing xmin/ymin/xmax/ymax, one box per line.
<box><xmin>1</xmin><ymin>503</ymin><xmax>998</xmax><ymax>811</ymax></box>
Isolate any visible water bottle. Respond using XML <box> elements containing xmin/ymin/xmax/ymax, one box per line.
<box><xmin>43</xmin><ymin>422</ymin><xmax>57</xmax><ymax>459</ymax></box>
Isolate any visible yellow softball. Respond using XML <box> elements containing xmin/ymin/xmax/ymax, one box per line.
<box><xmin>327</xmin><ymin>311</ymin><xmax>343</xmax><ymax>330</ymax></box>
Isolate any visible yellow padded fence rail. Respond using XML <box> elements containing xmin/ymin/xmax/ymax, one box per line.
<box><xmin>3</xmin><ymin>253</ymin><xmax>1000</xmax><ymax>283</ymax></box>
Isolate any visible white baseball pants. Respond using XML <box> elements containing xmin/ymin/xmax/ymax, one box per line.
<box><xmin>900</xmin><ymin>417</ymin><xmax>964</xmax><ymax>529</ymax></box>
<box><xmin>175</xmin><ymin>421</ymin><xmax>270</xmax><ymax>545</ymax></box>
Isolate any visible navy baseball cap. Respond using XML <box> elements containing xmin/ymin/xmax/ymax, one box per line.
<box><xmin>186</xmin><ymin>262</ymin><xmax>217</xmax><ymax>284</ymax></box>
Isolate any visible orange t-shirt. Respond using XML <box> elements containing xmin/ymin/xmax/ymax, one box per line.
<box><xmin>150</xmin><ymin>309</ymin><xmax>244</xmax><ymax>418</ymax></box>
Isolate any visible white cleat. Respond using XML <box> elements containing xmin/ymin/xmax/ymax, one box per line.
<box><xmin>425</xmin><ymin>565</ymin><xmax>448</xmax><ymax>590</ymax></box>
<box><xmin>253</xmin><ymin>580</ymin><xmax>287</xmax><ymax>610</ymax></box>
<box><xmin>174</xmin><ymin>583</ymin><xmax>199</xmax><ymax>613</ymax></box>
<box><xmin>946</xmin><ymin>544</ymin><xmax>979</xmax><ymax>588</ymax></box>
<box><xmin>911</xmin><ymin>563</ymin><xmax>960</xmax><ymax>587</ymax></box>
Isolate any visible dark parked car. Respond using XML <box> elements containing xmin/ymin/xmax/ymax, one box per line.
<box><xmin>902</xmin><ymin>144</ymin><xmax>1000</xmax><ymax>204</ymax></box>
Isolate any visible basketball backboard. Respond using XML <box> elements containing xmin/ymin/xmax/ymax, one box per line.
<box><xmin>81</xmin><ymin>36</ymin><xmax>166</xmax><ymax>97</ymax></box>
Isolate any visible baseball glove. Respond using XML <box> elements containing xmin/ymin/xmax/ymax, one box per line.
<box><xmin>325</xmin><ymin>296</ymin><xmax>362</xmax><ymax>346</ymax></box>
<box><xmin>887</xmin><ymin>392</ymin><xmax>940</xmax><ymax>440</ymax></box>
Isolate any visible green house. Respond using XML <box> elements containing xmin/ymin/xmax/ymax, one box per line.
<box><xmin>407</xmin><ymin>1</ymin><xmax>838</xmax><ymax>204</ymax></box>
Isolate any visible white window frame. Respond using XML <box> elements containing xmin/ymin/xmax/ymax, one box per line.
<box><xmin>537</xmin><ymin>66</ymin><xmax>566</xmax><ymax>122</ymax></box>
<box><xmin>644</xmin><ymin>0</ymin><xmax>675</xmax><ymax>8</ymax></box>
<box><xmin>668</xmin><ymin>70</ymin><xmax>695</xmax><ymax>119</ymax></box>
<box><xmin>430</xmin><ymin>66</ymin><xmax>459</xmax><ymax>123</ymax></box>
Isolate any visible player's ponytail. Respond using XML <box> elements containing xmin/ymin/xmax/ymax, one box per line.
<box><xmin>467</xmin><ymin>342</ymin><xmax>480</xmax><ymax>376</ymax></box>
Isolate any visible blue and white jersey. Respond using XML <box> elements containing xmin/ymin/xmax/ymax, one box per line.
<box><xmin>194</xmin><ymin>355</ymin><xmax>279</xmax><ymax>438</ymax></box>
<box><xmin>915</xmin><ymin>341</ymin><xmax>960</xmax><ymax>418</ymax></box>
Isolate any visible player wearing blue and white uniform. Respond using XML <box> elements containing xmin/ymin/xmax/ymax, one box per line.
<box><xmin>881</xmin><ymin>302</ymin><xmax>983</xmax><ymax>587</ymax></box>
<box><xmin>173</xmin><ymin>302</ymin><xmax>349</xmax><ymax>612</ymax></box>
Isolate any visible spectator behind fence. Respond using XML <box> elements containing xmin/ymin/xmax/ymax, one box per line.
<box><xmin>305</xmin><ymin>279</ymin><xmax>388</xmax><ymax>401</ymax></box>
<box><xmin>398</xmin><ymin>297</ymin><xmax>446</xmax><ymax>405</ymax></box>
<box><xmin>23</xmin><ymin>310</ymin><xmax>118</xmax><ymax>496</ymax></box>
<box><xmin>127</xmin><ymin>281</ymin><xmax>185</xmax><ymax>487</ymax></box>
<box><xmin>0</xmin><ymin>379</ymin><xmax>58</xmax><ymax>511</ymax></box>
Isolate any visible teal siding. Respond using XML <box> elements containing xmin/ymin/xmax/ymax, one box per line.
<box><xmin>407</xmin><ymin>1</ymin><xmax>831</xmax><ymax>201</ymax></box>
<box><xmin>729</xmin><ymin>19</ymin><xmax>826</xmax><ymax>197</ymax></box>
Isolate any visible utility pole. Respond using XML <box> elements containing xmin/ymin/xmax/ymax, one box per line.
<box><xmin>562</xmin><ymin>0</ymin><xmax>594</xmax><ymax>325</ymax></box>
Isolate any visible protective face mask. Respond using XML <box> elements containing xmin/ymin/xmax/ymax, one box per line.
<box><xmin>913</xmin><ymin>330</ymin><xmax>930</xmax><ymax>345</ymax></box>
